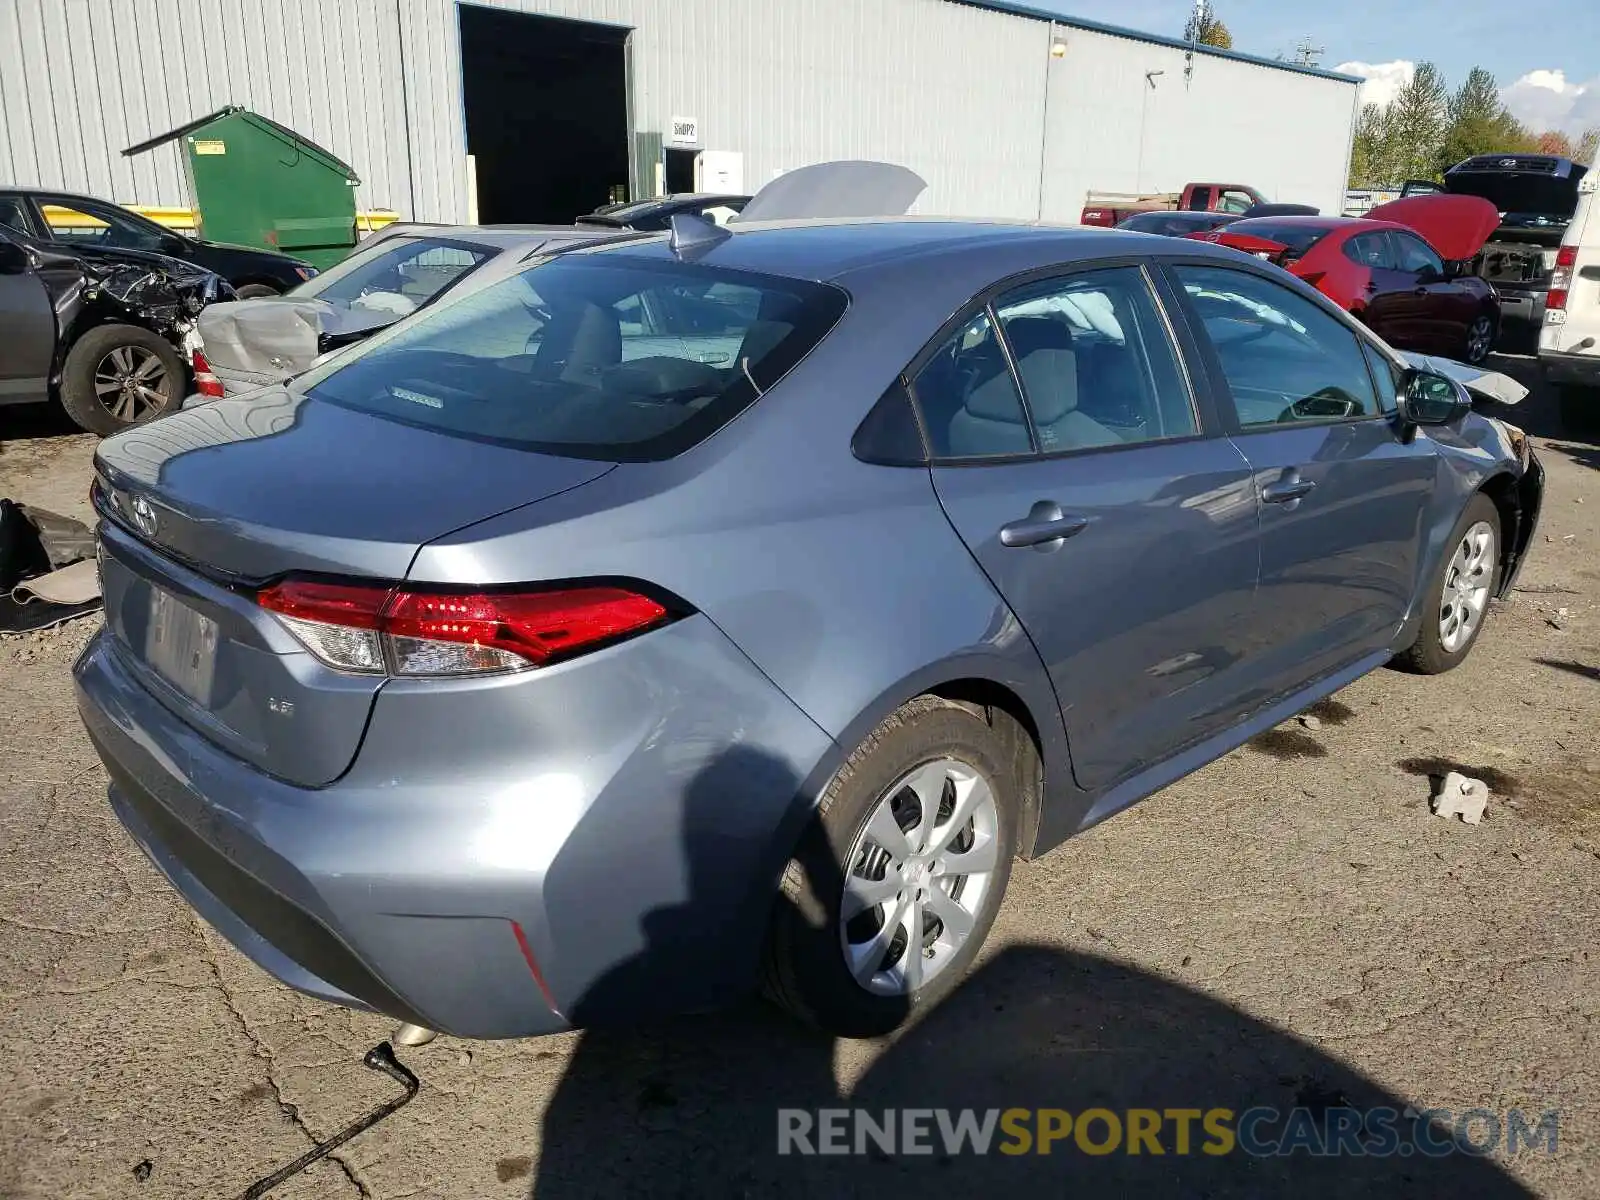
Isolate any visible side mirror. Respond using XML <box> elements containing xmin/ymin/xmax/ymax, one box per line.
<box><xmin>0</xmin><ymin>239</ymin><xmax>30</xmax><ymax>274</ymax></box>
<box><xmin>1398</xmin><ymin>369</ymin><xmax>1471</xmax><ymax>427</ymax></box>
<box><xmin>159</xmin><ymin>234</ymin><xmax>191</xmax><ymax>256</ymax></box>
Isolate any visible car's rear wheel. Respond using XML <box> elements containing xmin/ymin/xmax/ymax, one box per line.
<box><xmin>1463</xmin><ymin>312</ymin><xmax>1496</xmax><ymax>364</ymax></box>
<box><xmin>59</xmin><ymin>324</ymin><xmax>185</xmax><ymax>436</ymax></box>
<box><xmin>763</xmin><ymin>696</ymin><xmax>1020</xmax><ymax>1037</ymax></box>
<box><xmin>233</xmin><ymin>282</ymin><xmax>280</xmax><ymax>300</ymax></box>
<box><xmin>1395</xmin><ymin>493</ymin><xmax>1500</xmax><ymax>674</ymax></box>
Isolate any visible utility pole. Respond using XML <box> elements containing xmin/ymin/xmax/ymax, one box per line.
<box><xmin>1291</xmin><ymin>38</ymin><xmax>1324</xmax><ymax>68</ymax></box>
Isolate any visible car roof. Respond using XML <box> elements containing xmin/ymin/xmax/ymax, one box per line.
<box><xmin>580</xmin><ymin>217</ymin><xmax>1193</xmax><ymax>283</ymax></box>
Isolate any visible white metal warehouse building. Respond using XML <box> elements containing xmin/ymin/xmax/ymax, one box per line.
<box><xmin>0</xmin><ymin>0</ymin><xmax>1360</xmax><ymax>227</ymax></box>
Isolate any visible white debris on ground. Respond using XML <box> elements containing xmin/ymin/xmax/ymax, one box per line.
<box><xmin>1299</xmin><ymin>714</ymin><xmax>1322</xmax><ymax>731</ymax></box>
<box><xmin>1432</xmin><ymin>771</ymin><xmax>1490</xmax><ymax>825</ymax></box>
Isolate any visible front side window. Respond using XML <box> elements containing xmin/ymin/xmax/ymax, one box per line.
<box><xmin>42</xmin><ymin>199</ymin><xmax>166</xmax><ymax>252</ymax></box>
<box><xmin>1216</xmin><ymin>189</ymin><xmax>1256</xmax><ymax>214</ymax></box>
<box><xmin>297</xmin><ymin>255</ymin><xmax>846</xmax><ymax>461</ymax></box>
<box><xmin>993</xmin><ymin>267</ymin><xmax>1197</xmax><ymax>452</ymax></box>
<box><xmin>1174</xmin><ymin>264</ymin><xmax>1379</xmax><ymax>429</ymax></box>
<box><xmin>1391</xmin><ymin>231</ymin><xmax>1445</xmax><ymax>277</ymax></box>
<box><xmin>913</xmin><ymin>310</ymin><xmax>1032</xmax><ymax>459</ymax></box>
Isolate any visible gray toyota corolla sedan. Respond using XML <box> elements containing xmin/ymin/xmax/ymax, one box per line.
<box><xmin>77</xmin><ymin>217</ymin><xmax>1544</xmax><ymax>1040</ymax></box>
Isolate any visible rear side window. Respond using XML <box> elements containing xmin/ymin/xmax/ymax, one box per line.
<box><xmin>1175</xmin><ymin>264</ymin><xmax>1379</xmax><ymax>428</ymax></box>
<box><xmin>914</xmin><ymin>311</ymin><xmax>1032</xmax><ymax>459</ymax></box>
<box><xmin>993</xmin><ymin>267</ymin><xmax>1197</xmax><ymax>451</ymax></box>
<box><xmin>299</xmin><ymin>256</ymin><xmax>847</xmax><ymax>461</ymax></box>
<box><xmin>1343</xmin><ymin>232</ymin><xmax>1396</xmax><ymax>270</ymax></box>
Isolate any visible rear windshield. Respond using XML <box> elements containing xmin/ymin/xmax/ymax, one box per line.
<box><xmin>1227</xmin><ymin>221</ymin><xmax>1332</xmax><ymax>258</ymax></box>
<box><xmin>297</xmin><ymin>254</ymin><xmax>848</xmax><ymax>460</ymax></box>
<box><xmin>1118</xmin><ymin>212</ymin><xmax>1229</xmax><ymax>235</ymax></box>
<box><xmin>299</xmin><ymin>236</ymin><xmax>495</xmax><ymax>314</ymax></box>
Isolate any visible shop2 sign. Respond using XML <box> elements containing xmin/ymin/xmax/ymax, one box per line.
<box><xmin>669</xmin><ymin>116</ymin><xmax>699</xmax><ymax>147</ymax></box>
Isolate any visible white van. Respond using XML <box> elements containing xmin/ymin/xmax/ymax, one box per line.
<box><xmin>1538</xmin><ymin>149</ymin><xmax>1600</xmax><ymax>428</ymax></box>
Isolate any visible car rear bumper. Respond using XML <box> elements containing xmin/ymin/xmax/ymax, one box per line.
<box><xmin>1538</xmin><ymin>347</ymin><xmax>1600</xmax><ymax>388</ymax></box>
<box><xmin>75</xmin><ymin>615</ymin><xmax>834</xmax><ymax>1038</ymax></box>
<box><xmin>1494</xmin><ymin>286</ymin><xmax>1546</xmax><ymax>330</ymax></box>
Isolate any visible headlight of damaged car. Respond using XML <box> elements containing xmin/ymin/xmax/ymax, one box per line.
<box><xmin>294</xmin><ymin>266</ymin><xmax>319</xmax><ymax>281</ymax></box>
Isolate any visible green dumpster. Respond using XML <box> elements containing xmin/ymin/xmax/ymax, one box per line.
<box><xmin>124</xmin><ymin>107</ymin><xmax>361</xmax><ymax>270</ymax></box>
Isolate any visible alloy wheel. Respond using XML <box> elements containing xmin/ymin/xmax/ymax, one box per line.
<box><xmin>839</xmin><ymin>757</ymin><xmax>1000</xmax><ymax>996</ymax></box>
<box><xmin>1439</xmin><ymin>520</ymin><xmax>1495</xmax><ymax>653</ymax></box>
<box><xmin>93</xmin><ymin>345</ymin><xmax>171</xmax><ymax>424</ymax></box>
<box><xmin>1465</xmin><ymin>315</ymin><xmax>1493</xmax><ymax>364</ymax></box>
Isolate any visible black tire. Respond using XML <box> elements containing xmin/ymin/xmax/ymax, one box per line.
<box><xmin>1395</xmin><ymin>493</ymin><xmax>1501</xmax><ymax>674</ymax></box>
<box><xmin>233</xmin><ymin>282</ymin><xmax>280</xmax><ymax>300</ymax></box>
<box><xmin>59</xmin><ymin>324</ymin><xmax>185</xmax><ymax>436</ymax></box>
<box><xmin>763</xmin><ymin>696</ymin><xmax>1020</xmax><ymax>1037</ymax></box>
<box><xmin>1558</xmin><ymin>384</ymin><xmax>1598</xmax><ymax>433</ymax></box>
<box><xmin>1462</xmin><ymin>310</ymin><xmax>1496</xmax><ymax>365</ymax></box>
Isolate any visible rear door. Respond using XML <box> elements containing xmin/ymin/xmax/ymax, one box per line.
<box><xmin>923</xmin><ymin>265</ymin><xmax>1260</xmax><ymax>791</ymax></box>
<box><xmin>0</xmin><ymin>231</ymin><xmax>55</xmax><ymax>406</ymax></box>
<box><xmin>1169</xmin><ymin>262</ymin><xmax>1437</xmax><ymax>697</ymax></box>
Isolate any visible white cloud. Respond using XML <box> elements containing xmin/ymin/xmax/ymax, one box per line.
<box><xmin>1335</xmin><ymin>59</ymin><xmax>1415</xmax><ymax>110</ymax></box>
<box><xmin>1500</xmin><ymin>69</ymin><xmax>1600</xmax><ymax>142</ymax></box>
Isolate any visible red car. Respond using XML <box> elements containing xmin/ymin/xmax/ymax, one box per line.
<box><xmin>1189</xmin><ymin>195</ymin><xmax>1503</xmax><ymax>363</ymax></box>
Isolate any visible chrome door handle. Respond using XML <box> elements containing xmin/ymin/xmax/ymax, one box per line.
<box><xmin>1261</xmin><ymin>474</ymin><xmax>1316</xmax><ymax>504</ymax></box>
<box><xmin>999</xmin><ymin>501</ymin><xmax>1089</xmax><ymax>549</ymax></box>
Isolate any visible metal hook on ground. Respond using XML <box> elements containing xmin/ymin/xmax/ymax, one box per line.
<box><xmin>239</xmin><ymin>1041</ymin><xmax>420</xmax><ymax>1200</ymax></box>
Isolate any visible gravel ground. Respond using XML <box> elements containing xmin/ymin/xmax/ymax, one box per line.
<box><xmin>1</xmin><ymin>359</ymin><xmax>1597</xmax><ymax>1198</ymax></box>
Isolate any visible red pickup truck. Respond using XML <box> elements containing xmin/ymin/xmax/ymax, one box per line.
<box><xmin>1080</xmin><ymin>182</ymin><xmax>1268</xmax><ymax>227</ymax></box>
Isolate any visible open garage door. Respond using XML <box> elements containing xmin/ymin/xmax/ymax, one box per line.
<box><xmin>458</xmin><ymin>5</ymin><xmax>631</xmax><ymax>225</ymax></box>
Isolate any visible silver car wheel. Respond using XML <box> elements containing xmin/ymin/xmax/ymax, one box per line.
<box><xmin>839</xmin><ymin>757</ymin><xmax>1000</xmax><ymax>997</ymax></box>
<box><xmin>1439</xmin><ymin>520</ymin><xmax>1495</xmax><ymax>653</ymax></box>
<box><xmin>1465</xmin><ymin>315</ymin><xmax>1493</xmax><ymax>363</ymax></box>
<box><xmin>94</xmin><ymin>345</ymin><xmax>170</xmax><ymax>423</ymax></box>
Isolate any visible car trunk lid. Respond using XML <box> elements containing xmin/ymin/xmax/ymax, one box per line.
<box><xmin>92</xmin><ymin>392</ymin><xmax>614</xmax><ymax>786</ymax></box>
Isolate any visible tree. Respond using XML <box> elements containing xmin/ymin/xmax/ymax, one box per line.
<box><xmin>1535</xmin><ymin>129</ymin><xmax>1575</xmax><ymax>157</ymax></box>
<box><xmin>1349</xmin><ymin>102</ymin><xmax>1392</xmax><ymax>187</ymax></box>
<box><xmin>1578</xmin><ymin>128</ymin><xmax>1600</xmax><ymax>166</ymax></box>
<box><xmin>1385</xmin><ymin>61</ymin><xmax>1449</xmax><ymax>181</ymax></box>
<box><xmin>1183</xmin><ymin>3</ymin><xmax>1233</xmax><ymax>50</ymax></box>
<box><xmin>1435</xmin><ymin>66</ymin><xmax>1537</xmax><ymax>171</ymax></box>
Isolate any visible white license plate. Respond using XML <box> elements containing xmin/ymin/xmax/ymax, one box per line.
<box><xmin>144</xmin><ymin>587</ymin><xmax>219</xmax><ymax>705</ymax></box>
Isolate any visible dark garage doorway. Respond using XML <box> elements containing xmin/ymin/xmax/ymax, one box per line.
<box><xmin>458</xmin><ymin>4</ymin><xmax>631</xmax><ymax>224</ymax></box>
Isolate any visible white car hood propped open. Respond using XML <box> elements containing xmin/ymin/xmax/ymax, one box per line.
<box><xmin>1393</xmin><ymin>351</ymin><xmax>1530</xmax><ymax>406</ymax></box>
<box><xmin>197</xmin><ymin>297</ymin><xmax>409</xmax><ymax>377</ymax></box>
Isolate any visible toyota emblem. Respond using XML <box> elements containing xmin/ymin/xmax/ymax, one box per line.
<box><xmin>1499</xmin><ymin>158</ymin><xmax>1518</xmax><ymax>168</ymax></box>
<box><xmin>131</xmin><ymin>495</ymin><xmax>159</xmax><ymax>538</ymax></box>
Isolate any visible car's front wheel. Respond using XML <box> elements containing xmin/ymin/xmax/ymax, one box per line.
<box><xmin>1395</xmin><ymin>493</ymin><xmax>1500</xmax><ymax>674</ymax></box>
<box><xmin>59</xmin><ymin>324</ymin><xmax>185</xmax><ymax>436</ymax></box>
<box><xmin>763</xmin><ymin>696</ymin><xmax>1021</xmax><ymax>1037</ymax></box>
<box><xmin>1463</xmin><ymin>312</ymin><xmax>1496</xmax><ymax>365</ymax></box>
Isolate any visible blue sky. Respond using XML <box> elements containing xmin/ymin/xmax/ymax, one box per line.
<box><xmin>1032</xmin><ymin>0</ymin><xmax>1600</xmax><ymax>136</ymax></box>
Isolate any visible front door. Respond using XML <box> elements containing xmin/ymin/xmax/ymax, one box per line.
<box><xmin>921</xmin><ymin>265</ymin><xmax>1259</xmax><ymax>791</ymax></box>
<box><xmin>1170</xmin><ymin>262</ymin><xmax>1438</xmax><ymax>699</ymax></box>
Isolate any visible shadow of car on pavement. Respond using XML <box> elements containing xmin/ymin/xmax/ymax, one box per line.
<box><xmin>524</xmin><ymin>746</ymin><xmax>1537</xmax><ymax>1198</ymax></box>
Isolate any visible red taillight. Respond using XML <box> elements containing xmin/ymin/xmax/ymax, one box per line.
<box><xmin>258</xmin><ymin>578</ymin><xmax>670</xmax><ymax>676</ymax></box>
<box><xmin>192</xmin><ymin>348</ymin><xmax>224</xmax><ymax>399</ymax></box>
<box><xmin>1548</xmin><ymin>243</ymin><xmax>1578</xmax><ymax>312</ymax></box>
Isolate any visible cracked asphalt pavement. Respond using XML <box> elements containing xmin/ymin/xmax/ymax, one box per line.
<box><xmin>1</xmin><ymin>359</ymin><xmax>1598</xmax><ymax>1198</ymax></box>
